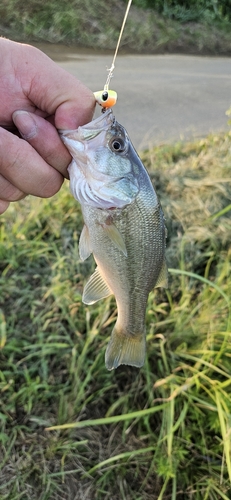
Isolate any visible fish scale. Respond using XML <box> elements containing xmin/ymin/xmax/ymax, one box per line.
<box><xmin>60</xmin><ymin>109</ymin><xmax>168</xmax><ymax>370</ymax></box>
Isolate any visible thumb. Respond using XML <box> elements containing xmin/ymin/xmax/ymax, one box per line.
<box><xmin>21</xmin><ymin>45</ymin><xmax>96</xmax><ymax>130</ymax></box>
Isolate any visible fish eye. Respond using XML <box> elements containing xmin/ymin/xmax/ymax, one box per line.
<box><xmin>110</xmin><ymin>137</ymin><xmax>126</xmax><ymax>153</ymax></box>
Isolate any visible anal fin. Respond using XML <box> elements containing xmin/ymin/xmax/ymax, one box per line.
<box><xmin>82</xmin><ymin>267</ymin><xmax>112</xmax><ymax>305</ymax></box>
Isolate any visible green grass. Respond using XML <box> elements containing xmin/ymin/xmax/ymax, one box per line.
<box><xmin>0</xmin><ymin>0</ymin><xmax>231</xmax><ymax>55</ymax></box>
<box><xmin>0</xmin><ymin>131</ymin><xmax>231</xmax><ymax>499</ymax></box>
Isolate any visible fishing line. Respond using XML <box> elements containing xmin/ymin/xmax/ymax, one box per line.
<box><xmin>94</xmin><ymin>0</ymin><xmax>133</xmax><ymax>108</ymax></box>
<box><xmin>104</xmin><ymin>0</ymin><xmax>133</xmax><ymax>91</ymax></box>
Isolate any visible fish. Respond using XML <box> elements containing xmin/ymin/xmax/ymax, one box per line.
<box><xmin>60</xmin><ymin>109</ymin><xmax>168</xmax><ymax>370</ymax></box>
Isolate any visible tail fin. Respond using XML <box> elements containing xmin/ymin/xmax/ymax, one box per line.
<box><xmin>105</xmin><ymin>327</ymin><xmax>146</xmax><ymax>371</ymax></box>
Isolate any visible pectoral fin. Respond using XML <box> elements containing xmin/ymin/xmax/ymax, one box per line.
<box><xmin>82</xmin><ymin>267</ymin><xmax>112</xmax><ymax>305</ymax></box>
<box><xmin>155</xmin><ymin>259</ymin><xmax>168</xmax><ymax>288</ymax></box>
<box><xmin>102</xmin><ymin>222</ymin><xmax>127</xmax><ymax>257</ymax></box>
<box><xmin>79</xmin><ymin>225</ymin><xmax>92</xmax><ymax>261</ymax></box>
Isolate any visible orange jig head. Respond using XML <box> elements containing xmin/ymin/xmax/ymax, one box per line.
<box><xmin>94</xmin><ymin>90</ymin><xmax>117</xmax><ymax>109</ymax></box>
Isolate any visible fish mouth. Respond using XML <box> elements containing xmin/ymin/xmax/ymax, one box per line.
<box><xmin>60</xmin><ymin>108</ymin><xmax>115</xmax><ymax>136</ymax></box>
<box><xmin>80</xmin><ymin>108</ymin><xmax>115</xmax><ymax>130</ymax></box>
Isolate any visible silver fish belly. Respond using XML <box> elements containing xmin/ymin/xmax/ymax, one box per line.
<box><xmin>61</xmin><ymin>109</ymin><xmax>167</xmax><ymax>370</ymax></box>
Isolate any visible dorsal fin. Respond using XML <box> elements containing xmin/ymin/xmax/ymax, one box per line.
<box><xmin>155</xmin><ymin>259</ymin><xmax>168</xmax><ymax>288</ymax></box>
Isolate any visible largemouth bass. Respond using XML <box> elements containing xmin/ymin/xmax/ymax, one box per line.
<box><xmin>61</xmin><ymin>109</ymin><xmax>168</xmax><ymax>370</ymax></box>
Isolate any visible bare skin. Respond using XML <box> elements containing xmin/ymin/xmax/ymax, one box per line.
<box><xmin>0</xmin><ymin>38</ymin><xmax>95</xmax><ymax>214</ymax></box>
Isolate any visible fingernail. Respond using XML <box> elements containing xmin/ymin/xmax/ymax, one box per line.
<box><xmin>12</xmin><ymin>110</ymin><xmax>38</xmax><ymax>140</ymax></box>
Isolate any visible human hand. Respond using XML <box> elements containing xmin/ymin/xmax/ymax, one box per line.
<box><xmin>0</xmin><ymin>38</ymin><xmax>95</xmax><ymax>214</ymax></box>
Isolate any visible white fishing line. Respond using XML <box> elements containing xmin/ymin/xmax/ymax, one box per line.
<box><xmin>104</xmin><ymin>0</ymin><xmax>133</xmax><ymax>91</ymax></box>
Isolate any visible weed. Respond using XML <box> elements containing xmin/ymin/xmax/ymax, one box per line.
<box><xmin>0</xmin><ymin>131</ymin><xmax>231</xmax><ymax>499</ymax></box>
<box><xmin>0</xmin><ymin>0</ymin><xmax>231</xmax><ymax>55</ymax></box>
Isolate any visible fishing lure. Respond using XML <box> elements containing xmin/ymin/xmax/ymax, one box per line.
<box><xmin>94</xmin><ymin>89</ymin><xmax>117</xmax><ymax>109</ymax></box>
<box><xmin>93</xmin><ymin>0</ymin><xmax>132</xmax><ymax>110</ymax></box>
